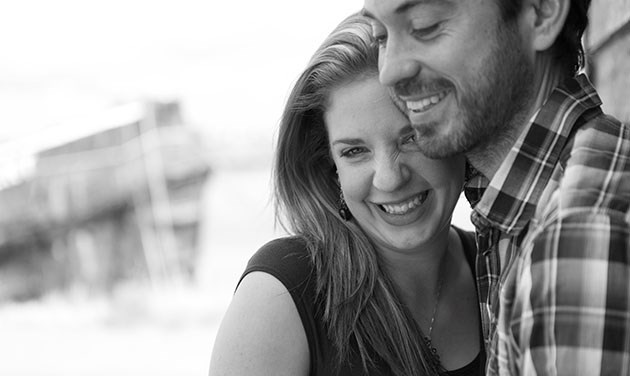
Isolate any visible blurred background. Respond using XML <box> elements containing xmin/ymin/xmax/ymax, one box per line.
<box><xmin>0</xmin><ymin>1</ymin><xmax>627</xmax><ymax>375</ymax></box>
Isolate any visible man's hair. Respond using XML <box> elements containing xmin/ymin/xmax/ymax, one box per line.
<box><xmin>497</xmin><ymin>0</ymin><xmax>591</xmax><ymax>75</ymax></box>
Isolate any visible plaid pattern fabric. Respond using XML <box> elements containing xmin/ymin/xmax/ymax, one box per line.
<box><xmin>464</xmin><ymin>74</ymin><xmax>630</xmax><ymax>375</ymax></box>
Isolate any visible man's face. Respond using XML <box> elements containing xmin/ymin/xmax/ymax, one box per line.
<box><xmin>363</xmin><ymin>0</ymin><xmax>535</xmax><ymax>159</ymax></box>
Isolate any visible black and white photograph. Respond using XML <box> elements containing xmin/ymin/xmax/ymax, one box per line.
<box><xmin>1</xmin><ymin>1</ymin><xmax>629</xmax><ymax>375</ymax></box>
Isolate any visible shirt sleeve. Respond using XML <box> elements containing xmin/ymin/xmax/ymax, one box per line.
<box><xmin>502</xmin><ymin>210</ymin><xmax>630</xmax><ymax>375</ymax></box>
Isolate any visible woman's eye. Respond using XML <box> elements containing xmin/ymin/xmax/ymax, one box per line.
<box><xmin>341</xmin><ymin>147</ymin><xmax>366</xmax><ymax>158</ymax></box>
<box><xmin>402</xmin><ymin>133</ymin><xmax>417</xmax><ymax>145</ymax></box>
<box><xmin>411</xmin><ymin>23</ymin><xmax>441</xmax><ymax>40</ymax></box>
<box><xmin>401</xmin><ymin>133</ymin><xmax>422</xmax><ymax>152</ymax></box>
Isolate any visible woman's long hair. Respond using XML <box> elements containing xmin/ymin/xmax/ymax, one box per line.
<box><xmin>273</xmin><ymin>13</ymin><xmax>442</xmax><ymax>376</ymax></box>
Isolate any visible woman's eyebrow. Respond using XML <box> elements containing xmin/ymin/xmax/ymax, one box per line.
<box><xmin>331</xmin><ymin>138</ymin><xmax>364</xmax><ymax>146</ymax></box>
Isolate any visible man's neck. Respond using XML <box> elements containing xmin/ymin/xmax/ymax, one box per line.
<box><xmin>467</xmin><ymin>54</ymin><xmax>568</xmax><ymax>180</ymax></box>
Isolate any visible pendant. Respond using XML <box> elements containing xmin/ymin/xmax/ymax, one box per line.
<box><xmin>424</xmin><ymin>336</ymin><xmax>440</xmax><ymax>362</ymax></box>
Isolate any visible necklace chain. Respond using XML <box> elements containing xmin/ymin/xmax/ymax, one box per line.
<box><xmin>426</xmin><ymin>275</ymin><xmax>443</xmax><ymax>340</ymax></box>
<box><xmin>424</xmin><ymin>251</ymin><xmax>446</xmax><ymax>362</ymax></box>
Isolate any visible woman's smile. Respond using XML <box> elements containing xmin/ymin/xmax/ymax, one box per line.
<box><xmin>375</xmin><ymin>190</ymin><xmax>430</xmax><ymax>215</ymax></box>
<box><xmin>371</xmin><ymin>190</ymin><xmax>432</xmax><ymax>227</ymax></box>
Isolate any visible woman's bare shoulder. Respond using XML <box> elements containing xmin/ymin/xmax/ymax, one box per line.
<box><xmin>209</xmin><ymin>271</ymin><xmax>310</xmax><ymax>376</ymax></box>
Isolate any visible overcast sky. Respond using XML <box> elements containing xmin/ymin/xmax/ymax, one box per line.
<box><xmin>0</xmin><ymin>0</ymin><xmax>361</xmax><ymax>164</ymax></box>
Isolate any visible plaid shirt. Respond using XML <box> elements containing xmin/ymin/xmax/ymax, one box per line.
<box><xmin>464</xmin><ymin>74</ymin><xmax>630</xmax><ymax>375</ymax></box>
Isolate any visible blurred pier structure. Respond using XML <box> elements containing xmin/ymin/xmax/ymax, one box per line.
<box><xmin>587</xmin><ymin>0</ymin><xmax>630</xmax><ymax>123</ymax></box>
<box><xmin>0</xmin><ymin>101</ymin><xmax>211</xmax><ymax>301</ymax></box>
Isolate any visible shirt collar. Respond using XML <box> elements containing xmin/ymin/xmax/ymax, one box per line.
<box><xmin>471</xmin><ymin>74</ymin><xmax>602</xmax><ymax>234</ymax></box>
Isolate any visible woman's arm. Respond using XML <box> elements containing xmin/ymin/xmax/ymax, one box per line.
<box><xmin>209</xmin><ymin>271</ymin><xmax>310</xmax><ymax>376</ymax></box>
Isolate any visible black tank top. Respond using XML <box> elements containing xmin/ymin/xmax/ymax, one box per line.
<box><xmin>238</xmin><ymin>227</ymin><xmax>484</xmax><ymax>375</ymax></box>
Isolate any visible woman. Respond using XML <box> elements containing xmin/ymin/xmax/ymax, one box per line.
<box><xmin>209</xmin><ymin>13</ymin><xmax>483</xmax><ymax>376</ymax></box>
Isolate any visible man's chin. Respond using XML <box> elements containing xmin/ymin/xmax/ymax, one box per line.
<box><xmin>410</xmin><ymin>123</ymin><xmax>457</xmax><ymax>158</ymax></box>
<box><xmin>414</xmin><ymin>137</ymin><xmax>464</xmax><ymax>159</ymax></box>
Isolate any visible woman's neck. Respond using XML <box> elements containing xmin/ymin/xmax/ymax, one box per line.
<box><xmin>380</xmin><ymin>228</ymin><xmax>453</xmax><ymax>308</ymax></box>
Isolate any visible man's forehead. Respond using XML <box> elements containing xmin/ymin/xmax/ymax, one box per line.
<box><xmin>362</xmin><ymin>0</ymin><xmax>453</xmax><ymax>20</ymax></box>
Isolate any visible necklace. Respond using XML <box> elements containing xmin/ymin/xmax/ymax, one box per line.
<box><xmin>423</xmin><ymin>252</ymin><xmax>446</xmax><ymax>362</ymax></box>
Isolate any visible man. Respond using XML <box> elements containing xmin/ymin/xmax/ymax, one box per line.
<box><xmin>362</xmin><ymin>0</ymin><xmax>630</xmax><ymax>375</ymax></box>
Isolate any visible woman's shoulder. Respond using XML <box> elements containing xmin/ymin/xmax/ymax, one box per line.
<box><xmin>234</xmin><ymin>236</ymin><xmax>320</xmax><ymax>375</ymax></box>
<box><xmin>241</xmin><ymin>236</ymin><xmax>315</xmax><ymax>296</ymax></box>
<box><xmin>211</xmin><ymin>239</ymin><xmax>312</xmax><ymax>376</ymax></box>
<box><xmin>249</xmin><ymin>236</ymin><xmax>310</xmax><ymax>265</ymax></box>
<box><xmin>452</xmin><ymin>226</ymin><xmax>477</xmax><ymax>272</ymax></box>
<box><xmin>247</xmin><ymin>236</ymin><xmax>312</xmax><ymax>273</ymax></box>
<box><xmin>452</xmin><ymin>226</ymin><xmax>475</xmax><ymax>246</ymax></box>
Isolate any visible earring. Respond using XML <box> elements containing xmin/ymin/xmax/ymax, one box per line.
<box><xmin>338</xmin><ymin>190</ymin><xmax>353</xmax><ymax>221</ymax></box>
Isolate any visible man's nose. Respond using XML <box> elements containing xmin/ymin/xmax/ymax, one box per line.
<box><xmin>378</xmin><ymin>38</ymin><xmax>422</xmax><ymax>88</ymax></box>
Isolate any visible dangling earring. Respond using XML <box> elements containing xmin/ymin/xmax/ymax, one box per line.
<box><xmin>338</xmin><ymin>190</ymin><xmax>353</xmax><ymax>221</ymax></box>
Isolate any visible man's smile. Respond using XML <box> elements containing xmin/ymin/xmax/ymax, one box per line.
<box><xmin>404</xmin><ymin>90</ymin><xmax>450</xmax><ymax>113</ymax></box>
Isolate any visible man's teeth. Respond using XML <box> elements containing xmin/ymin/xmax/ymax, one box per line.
<box><xmin>406</xmin><ymin>91</ymin><xmax>447</xmax><ymax>113</ymax></box>
<box><xmin>381</xmin><ymin>192</ymin><xmax>428</xmax><ymax>215</ymax></box>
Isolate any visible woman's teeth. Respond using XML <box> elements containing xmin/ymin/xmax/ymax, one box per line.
<box><xmin>406</xmin><ymin>91</ymin><xmax>448</xmax><ymax>113</ymax></box>
<box><xmin>380</xmin><ymin>191</ymin><xmax>429</xmax><ymax>215</ymax></box>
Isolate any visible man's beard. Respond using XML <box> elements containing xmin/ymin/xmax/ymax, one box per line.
<box><xmin>397</xmin><ymin>22</ymin><xmax>536</xmax><ymax>159</ymax></box>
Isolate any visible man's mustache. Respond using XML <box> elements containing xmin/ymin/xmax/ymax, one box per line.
<box><xmin>392</xmin><ymin>77</ymin><xmax>454</xmax><ymax>99</ymax></box>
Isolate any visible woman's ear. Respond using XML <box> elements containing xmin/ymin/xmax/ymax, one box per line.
<box><xmin>525</xmin><ymin>0</ymin><xmax>571</xmax><ymax>52</ymax></box>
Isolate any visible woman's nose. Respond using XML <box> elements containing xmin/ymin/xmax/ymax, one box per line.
<box><xmin>372</xmin><ymin>156</ymin><xmax>409</xmax><ymax>192</ymax></box>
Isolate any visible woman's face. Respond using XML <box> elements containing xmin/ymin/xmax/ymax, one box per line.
<box><xmin>325</xmin><ymin>76</ymin><xmax>465</xmax><ymax>253</ymax></box>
